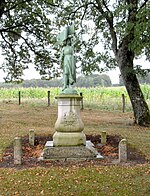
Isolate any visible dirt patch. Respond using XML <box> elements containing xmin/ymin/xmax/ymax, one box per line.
<box><xmin>0</xmin><ymin>134</ymin><xmax>147</xmax><ymax>169</ymax></box>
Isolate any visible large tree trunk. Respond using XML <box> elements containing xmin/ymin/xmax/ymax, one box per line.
<box><xmin>97</xmin><ymin>0</ymin><xmax>150</xmax><ymax>125</ymax></box>
<box><xmin>117</xmin><ymin>43</ymin><xmax>150</xmax><ymax>126</ymax></box>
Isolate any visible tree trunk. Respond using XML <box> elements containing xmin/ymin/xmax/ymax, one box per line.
<box><xmin>117</xmin><ymin>43</ymin><xmax>150</xmax><ymax>126</ymax></box>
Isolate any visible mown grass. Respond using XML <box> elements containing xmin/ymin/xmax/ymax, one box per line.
<box><xmin>0</xmin><ymin>100</ymin><xmax>150</xmax><ymax>195</ymax></box>
<box><xmin>0</xmin><ymin>165</ymin><xmax>150</xmax><ymax>195</ymax></box>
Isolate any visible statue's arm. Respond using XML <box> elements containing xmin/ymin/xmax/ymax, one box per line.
<box><xmin>60</xmin><ymin>48</ymin><xmax>64</xmax><ymax>69</ymax></box>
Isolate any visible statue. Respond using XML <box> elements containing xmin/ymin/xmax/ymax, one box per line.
<box><xmin>60</xmin><ymin>37</ymin><xmax>76</xmax><ymax>90</ymax></box>
<box><xmin>57</xmin><ymin>26</ymin><xmax>77</xmax><ymax>94</ymax></box>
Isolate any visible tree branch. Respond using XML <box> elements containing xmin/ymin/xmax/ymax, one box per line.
<box><xmin>138</xmin><ymin>0</ymin><xmax>149</xmax><ymax>11</ymax></box>
<box><xmin>81</xmin><ymin>3</ymin><xmax>88</xmax><ymax>22</ymax></box>
<box><xmin>95</xmin><ymin>0</ymin><xmax>105</xmax><ymax>14</ymax></box>
<box><xmin>69</xmin><ymin>2</ymin><xmax>98</xmax><ymax>22</ymax></box>
<box><xmin>11</xmin><ymin>30</ymin><xmax>37</xmax><ymax>52</ymax></box>
<box><xmin>69</xmin><ymin>4</ymin><xmax>85</xmax><ymax>20</ymax></box>
<box><xmin>0</xmin><ymin>0</ymin><xmax>5</xmax><ymax>17</ymax></box>
<box><xmin>0</xmin><ymin>31</ymin><xmax>19</xmax><ymax>74</ymax></box>
<box><xmin>2</xmin><ymin>0</ymin><xmax>32</xmax><ymax>15</ymax></box>
<box><xmin>42</xmin><ymin>0</ymin><xmax>58</xmax><ymax>7</ymax></box>
<box><xmin>118</xmin><ymin>0</ymin><xmax>138</xmax><ymax>56</ymax></box>
<box><xmin>0</xmin><ymin>24</ymin><xmax>23</xmax><ymax>32</ymax></box>
<box><xmin>22</xmin><ymin>25</ymin><xmax>46</xmax><ymax>42</ymax></box>
<box><xmin>2</xmin><ymin>0</ymin><xmax>57</xmax><ymax>17</ymax></box>
<box><xmin>95</xmin><ymin>0</ymin><xmax>118</xmax><ymax>56</ymax></box>
<box><xmin>0</xmin><ymin>31</ymin><xmax>15</xmax><ymax>54</ymax></box>
<box><xmin>1</xmin><ymin>29</ymin><xmax>37</xmax><ymax>58</ymax></box>
<box><xmin>102</xmin><ymin>0</ymin><xmax>110</xmax><ymax>12</ymax></box>
<box><xmin>127</xmin><ymin>0</ymin><xmax>138</xmax><ymax>22</ymax></box>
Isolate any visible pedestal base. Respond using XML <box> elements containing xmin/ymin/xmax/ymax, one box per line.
<box><xmin>41</xmin><ymin>141</ymin><xmax>103</xmax><ymax>160</ymax></box>
<box><xmin>53</xmin><ymin>131</ymin><xmax>86</xmax><ymax>147</ymax></box>
<box><xmin>60</xmin><ymin>88</ymin><xmax>78</xmax><ymax>95</ymax></box>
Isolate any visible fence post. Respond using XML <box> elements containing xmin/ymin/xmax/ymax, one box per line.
<box><xmin>19</xmin><ymin>91</ymin><xmax>21</xmax><ymax>105</ymax></box>
<box><xmin>48</xmin><ymin>90</ymin><xmax>50</xmax><ymax>106</ymax></box>
<box><xmin>80</xmin><ymin>92</ymin><xmax>84</xmax><ymax>110</ymax></box>
<box><xmin>29</xmin><ymin>129</ymin><xmax>35</xmax><ymax>146</ymax></box>
<box><xmin>122</xmin><ymin>94</ymin><xmax>125</xmax><ymax>113</ymax></box>
<box><xmin>14</xmin><ymin>137</ymin><xmax>22</xmax><ymax>165</ymax></box>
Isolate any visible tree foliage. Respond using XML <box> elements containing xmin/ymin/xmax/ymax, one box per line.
<box><xmin>0</xmin><ymin>0</ymin><xmax>60</xmax><ymax>82</ymax></box>
<box><xmin>0</xmin><ymin>0</ymin><xmax>149</xmax><ymax>82</ymax></box>
<box><xmin>51</xmin><ymin>0</ymin><xmax>150</xmax><ymax>75</ymax></box>
<box><xmin>120</xmin><ymin>72</ymin><xmax>150</xmax><ymax>85</ymax></box>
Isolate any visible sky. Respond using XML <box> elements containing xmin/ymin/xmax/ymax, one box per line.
<box><xmin>0</xmin><ymin>58</ymin><xmax>150</xmax><ymax>84</ymax></box>
<box><xmin>0</xmin><ymin>56</ymin><xmax>149</xmax><ymax>84</ymax></box>
<box><xmin>0</xmin><ymin>0</ymin><xmax>149</xmax><ymax>84</ymax></box>
<box><xmin>0</xmin><ymin>59</ymin><xmax>120</xmax><ymax>84</ymax></box>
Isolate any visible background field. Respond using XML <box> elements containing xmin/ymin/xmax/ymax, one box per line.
<box><xmin>0</xmin><ymin>86</ymin><xmax>150</xmax><ymax>195</ymax></box>
<box><xmin>0</xmin><ymin>85</ymin><xmax>150</xmax><ymax>111</ymax></box>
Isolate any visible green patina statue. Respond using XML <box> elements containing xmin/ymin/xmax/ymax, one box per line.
<box><xmin>57</xmin><ymin>26</ymin><xmax>77</xmax><ymax>94</ymax></box>
<box><xmin>60</xmin><ymin>37</ymin><xmax>76</xmax><ymax>90</ymax></box>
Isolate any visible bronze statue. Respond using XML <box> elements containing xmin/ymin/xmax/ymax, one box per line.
<box><xmin>60</xmin><ymin>37</ymin><xmax>76</xmax><ymax>90</ymax></box>
<box><xmin>57</xmin><ymin>26</ymin><xmax>77</xmax><ymax>94</ymax></box>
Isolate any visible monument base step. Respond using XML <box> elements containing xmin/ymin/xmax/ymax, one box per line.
<box><xmin>40</xmin><ymin>140</ymin><xmax>103</xmax><ymax>161</ymax></box>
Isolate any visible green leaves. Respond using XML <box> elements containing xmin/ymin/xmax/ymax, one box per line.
<box><xmin>0</xmin><ymin>0</ymin><xmax>58</xmax><ymax>82</ymax></box>
<box><xmin>0</xmin><ymin>0</ymin><xmax>150</xmax><ymax>82</ymax></box>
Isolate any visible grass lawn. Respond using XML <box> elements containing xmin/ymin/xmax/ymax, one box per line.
<box><xmin>0</xmin><ymin>101</ymin><xmax>150</xmax><ymax>195</ymax></box>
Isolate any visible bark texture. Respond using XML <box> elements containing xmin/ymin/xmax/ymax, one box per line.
<box><xmin>117</xmin><ymin>41</ymin><xmax>150</xmax><ymax>125</ymax></box>
<box><xmin>109</xmin><ymin>0</ymin><xmax>150</xmax><ymax>126</ymax></box>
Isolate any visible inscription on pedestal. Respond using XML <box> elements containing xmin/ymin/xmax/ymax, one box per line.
<box><xmin>54</xmin><ymin>95</ymin><xmax>85</xmax><ymax>146</ymax></box>
<box><xmin>61</xmin><ymin>111</ymin><xmax>79</xmax><ymax>127</ymax></box>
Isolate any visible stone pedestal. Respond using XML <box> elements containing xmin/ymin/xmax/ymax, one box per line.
<box><xmin>53</xmin><ymin>94</ymin><xmax>86</xmax><ymax>146</ymax></box>
<box><xmin>42</xmin><ymin>140</ymin><xmax>103</xmax><ymax>160</ymax></box>
<box><xmin>42</xmin><ymin>93</ymin><xmax>103</xmax><ymax>160</ymax></box>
